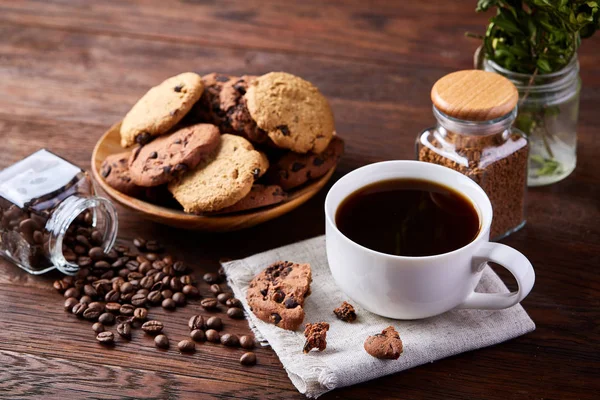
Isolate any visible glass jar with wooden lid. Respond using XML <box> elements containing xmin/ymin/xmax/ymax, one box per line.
<box><xmin>416</xmin><ymin>70</ymin><xmax>529</xmax><ymax>240</ymax></box>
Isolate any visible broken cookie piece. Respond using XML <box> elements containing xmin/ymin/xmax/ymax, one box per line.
<box><xmin>333</xmin><ymin>301</ymin><xmax>357</xmax><ymax>322</ymax></box>
<box><xmin>364</xmin><ymin>326</ymin><xmax>403</xmax><ymax>360</ymax></box>
<box><xmin>303</xmin><ymin>322</ymin><xmax>329</xmax><ymax>353</ymax></box>
<box><xmin>246</xmin><ymin>261</ymin><xmax>312</xmax><ymax>331</ymax></box>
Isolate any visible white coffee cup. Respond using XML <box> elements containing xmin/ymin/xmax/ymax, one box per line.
<box><xmin>325</xmin><ymin>160</ymin><xmax>535</xmax><ymax>319</ymax></box>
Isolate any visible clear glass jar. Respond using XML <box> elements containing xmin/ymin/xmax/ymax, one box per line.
<box><xmin>0</xmin><ymin>150</ymin><xmax>118</xmax><ymax>275</ymax></box>
<box><xmin>417</xmin><ymin>107</ymin><xmax>529</xmax><ymax>240</ymax></box>
<box><xmin>482</xmin><ymin>57</ymin><xmax>580</xmax><ymax>186</ymax></box>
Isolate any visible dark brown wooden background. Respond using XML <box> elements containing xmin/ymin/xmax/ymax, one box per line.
<box><xmin>0</xmin><ymin>1</ymin><xmax>598</xmax><ymax>399</ymax></box>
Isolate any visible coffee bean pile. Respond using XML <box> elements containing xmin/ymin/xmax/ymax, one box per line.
<box><xmin>53</xmin><ymin>235</ymin><xmax>256</xmax><ymax>366</ymax></box>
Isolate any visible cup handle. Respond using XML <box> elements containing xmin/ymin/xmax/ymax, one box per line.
<box><xmin>457</xmin><ymin>242</ymin><xmax>535</xmax><ymax>310</ymax></box>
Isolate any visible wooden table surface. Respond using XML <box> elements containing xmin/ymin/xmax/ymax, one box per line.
<box><xmin>1</xmin><ymin>1</ymin><xmax>598</xmax><ymax>399</ymax></box>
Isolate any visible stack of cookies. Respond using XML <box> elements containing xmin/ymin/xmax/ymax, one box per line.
<box><xmin>101</xmin><ymin>72</ymin><xmax>344</xmax><ymax>215</ymax></box>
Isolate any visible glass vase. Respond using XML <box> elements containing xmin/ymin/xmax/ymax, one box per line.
<box><xmin>482</xmin><ymin>57</ymin><xmax>580</xmax><ymax>186</ymax></box>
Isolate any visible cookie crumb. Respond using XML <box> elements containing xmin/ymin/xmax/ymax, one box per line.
<box><xmin>333</xmin><ymin>301</ymin><xmax>357</xmax><ymax>322</ymax></box>
<box><xmin>303</xmin><ymin>322</ymin><xmax>329</xmax><ymax>353</ymax></box>
<box><xmin>364</xmin><ymin>326</ymin><xmax>403</xmax><ymax>360</ymax></box>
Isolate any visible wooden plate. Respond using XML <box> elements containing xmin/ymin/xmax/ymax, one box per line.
<box><xmin>91</xmin><ymin>122</ymin><xmax>336</xmax><ymax>231</ymax></box>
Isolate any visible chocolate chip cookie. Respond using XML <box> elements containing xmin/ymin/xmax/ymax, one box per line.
<box><xmin>214</xmin><ymin>184</ymin><xmax>287</xmax><ymax>214</ymax></box>
<box><xmin>245</xmin><ymin>72</ymin><xmax>335</xmax><ymax>153</ymax></box>
<box><xmin>364</xmin><ymin>326</ymin><xmax>403</xmax><ymax>360</ymax></box>
<box><xmin>333</xmin><ymin>301</ymin><xmax>357</xmax><ymax>322</ymax></box>
<box><xmin>265</xmin><ymin>136</ymin><xmax>344</xmax><ymax>190</ymax></box>
<box><xmin>128</xmin><ymin>123</ymin><xmax>220</xmax><ymax>187</ymax></box>
<box><xmin>100</xmin><ymin>152</ymin><xmax>143</xmax><ymax>196</ymax></box>
<box><xmin>168</xmin><ymin>134</ymin><xmax>268</xmax><ymax>213</ymax></box>
<box><xmin>195</xmin><ymin>73</ymin><xmax>269</xmax><ymax>144</ymax></box>
<box><xmin>247</xmin><ymin>261</ymin><xmax>312</xmax><ymax>331</ymax></box>
<box><xmin>120</xmin><ymin>72</ymin><xmax>204</xmax><ymax>147</ymax></box>
<box><xmin>303</xmin><ymin>322</ymin><xmax>329</xmax><ymax>353</ymax></box>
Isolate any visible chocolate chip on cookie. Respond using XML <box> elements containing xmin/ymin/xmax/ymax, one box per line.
<box><xmin>245</xmin><ymin>72</ymin><xmax>335</xmax><ymax>154</ymax></box>
<box><xmin>364</xmin><ymin>326</ymin><xmax>403</xmax><ymax>360</ymax></box>
<box><xmin>168</xmin><ymin>134</ymin><xmax>269</xmax><ymax>213</ymax></box>
<box><xmin>100</xmin><ymin>152</ymin><xmax>143</xmax><ymax>196</ymax></box>
<box><xmin>212</xmin><ymin>184</ymin><xmax>287</xmax><ymax>214</ymax></box>
<box><xmin>128</xmin><ymin>123</ymin><xmax>220</xmax><ymax>187</ymax></box>
<box><xmin>266</xmin><ymin>136</ymin><xmax>344</xmax><ymax>190</ymax></box>
<box><xmin>194</xmin><ymin>74</ymin><xmax>269</xmax><ymax>145</ymax></box>
<box><xmin>120</xmin><ymin>72</ymin><xmax>204</xmax><ymax>147</ymax></box>
<box><xmin>333</xmin><ymin>301</ymin><xmax>357</xmax><ymax>322</ymax></box>
<box><xmin>246</xmin><ymin>261</ymin><xmax>312</xmax><ymax>331</ymax></box>
<box><xmin>303</xmin><ymin>322</ymin><xmax>329</xmax><ymax>353</ymax></box>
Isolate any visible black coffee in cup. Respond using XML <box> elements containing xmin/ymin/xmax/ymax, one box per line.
<box><xmin>335</xmin><ymin>178</ymin><xmax>480</xmax><ymax>257</ymax></box>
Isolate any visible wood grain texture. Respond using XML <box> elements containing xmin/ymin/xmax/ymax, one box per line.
<box><xmin>0</xmin><ymin>1</ymin><xmax>599</xmax><ymax>399</ymax></box>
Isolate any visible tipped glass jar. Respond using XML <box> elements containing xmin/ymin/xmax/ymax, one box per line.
<box><xmin>416</xmin><ymin>70</ymin><xmax>529</xmax><ymax>240</ymax></box>
<box><xmin>0</xmin><ymin>150</ymin><xmax>118</xmax><ymax>275</ymax></box>
<box><xmin>483</xmin><ymin>57</ymin><xmax>580</xmax><ymax>186</ymax></box>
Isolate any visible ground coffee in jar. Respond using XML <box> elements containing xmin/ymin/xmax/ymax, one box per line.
<box><xmin>416</xmin><ymin>70</ymin><xmax>528</xmax><ymax>240</ymax></box>
<box><xmin>0</xmin><ymin>149</ymin><xmax>118</xmax><ymax>274</ymax></box>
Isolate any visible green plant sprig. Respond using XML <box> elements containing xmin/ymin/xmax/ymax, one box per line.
<box><xmin>476</xmin><ymin>0</ymin><xmax>599</xmax><ymax>74</ymax></box>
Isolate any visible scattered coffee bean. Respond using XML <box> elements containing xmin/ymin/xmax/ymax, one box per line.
<box><xmin>227</xmin><ymin>307</ymin><xmax>244</xmax><ymax>319</ymax></box>
<box><xmin>88</xmin><ymin>302</ymin><xmax>105</xmax><ymax>312</ymax></box>
<box><xmin>64</xmin><ymin>297</ymin><xmax>79</xmax><ymax>310</ymax></box>
<box><xmin>116</xmin><ymin>315</ymin><xmax>133</xmax><ymax>325</ymax></box>
<box><xmin>125</xmin><ymin>260</ymin><xmax>140</xmax><ymax>271</ymax></box>
<box><xmin>154</xmin><ymin>334</ymin><xmax>169</xmax><ymax>349</ymax></box>
<box><xmin>178</xmin><ymin>339</ymin><xmax>195</xmax><ymax>353</ymax></box>
<box><xmin>142</xmin><ymin>320</ymin><xmax>164</xmax><ymax>335</ymax></box>
<box><xmin>161</xmin><ymin>289</ymin><xmax>173</xmax><ymax>299</ymax></box>
<box><xmin>105</xmin><ymin>290</ymin><xmax>120</xmax><ymax>302</ymax></box>
<box><xmin>240</xmin><ymin>352</ymin><xmax>256</xmax><ymax>366</ymax></box>
<box><xmin>239</xmin><ymin>335</ymin><xmax>255</xmax><ymax>349</ymax></box>
<box><xmin>72</xmin><ymin>302</ymin><xmax>87</xmax><ymax>316</ymax></box>
<box><xmin>147</xmin><ymin>290</ymin><xmax>162</xmax><ymax>304</ymax></box>
<box><xmin>183</xmin><ymin>284</ymin><xmax>201</xmax><ymax>298</ymax></box>
<box><xmin>79</xmin><ymin>295</ymin><xmax>92</xmax><ymax>305</ymax></box>
<box><xmin>98</xmin><ymin>312</ymin><xmax>115</xmax><ymax>325</ymax></box>
<box><xmin>162</xmin><ymin>255</ymin><xmax>173</xmax><ymax>265</ymax></box>
<box><xmin>200</xmin><ymin>298</ymin><xmax>219</xmax><ymax>310</ymax></box>
<box><xmin>145</xmin><ymin>240</ymin><xmax>163</xmax><ymax>252</ymax></box>
<box><xmin>54</xmin><ymin>280</ymin><xmax>69</xmax><ymax>292</ymax></box>
<box><xmin>203</xmin><ymin>272</ymin><xmax>219</xmax><ymax>284</ymax></box>
<box><xmin>172</xmin><ymin>292</ymin><xmax>186</xmax><ymax>306</ymax></box>
<box><xmin>96</xmin><ymin>331</ymin><xmax>114</xmax><ymax>345</ymax></box>
<box><xmin>133</xmin><ymin>237</ymin><xmax>146</xmax><ymax>249</ymax></box>
<box><xmin>113</xmin><ymin>244</ymin><xmax>129</xmax><ymax>254</ymax></box>
<box><xmin>120</xmin><ymin>282</ymin><xmax>134</xmax><ymax>294</ymax></box>
<box><xmin>88</xmin><ymin>247</ymin><xmax>104</xmax><ymax>261</ymax></box>
<box><xmin>83</xmin><ymin>307</ymin><xmax>101</xmax><ymax>320</ymax></box>
<box><xmin>117</xmin><ymin>322</ymin><xmax>132</xmax><ymax>339</ymax></box>
<box><xmin>162</xmin><ymin>298</ymin><xmax>176</xmax><ymax>310</ymax></box>
<box><xmin>225</xmin><ymin>298</ymin><xmax>242</xmax><ymax>308</ymax></box>
<box><xmin>173</xmin><ymin>261</ymin><xmax>186</xmax><ymax>273</ymax></box>
<box><xmin>190</xmin><ymin>329</ymin><xmax>206</xmax><ymax>342</ymax></box>
<box><xmin>64</xmin><ymin>287</ymin><xmax>80</xmax><ymax>299</ymax></box>
<box><xmin>169</xmin><ymin>277</ymin><xmax>183</xmax><ymax>291</ymax></box>
<box><xmin>94</xmin><ymin>261</ymin><xmax>111</xmax><ymax>270</ymax></box>
<box><xmin>205</xmin><ymin>329</ymin><xmax>220</xmax><ymax>343</ymax></box>
<box><xmin>120</xmin><ymin>304</ymin><xmax>135</xmax><ymax>316</ymax></box>
<box><xmin>133</xmin><ymin>308</ymin><xmax>148</xmax><ymax>321</ymax></box>
<box><xmin>180</xmin><ymin>275</ymin><xmax>194</xmax><ymax>285</ymax></box>
<box><xmin>136</xmin><ymin>288</ymin><xmax>149</xmax><ymax>296</ymax></box>
<box><xmin>217</xmin><ymin>292</ymin><xmax>233</xmax><ymax>304</ymax></box>
<box><xmin>92</xmin><ymin>322</ymin><xmax>105</xmax><ymax>334</ymax></box>
<box><xmin>209</xmin><ymin>284</ymin><xmax>222</xmax><ymax>294</ymax></box>
<box><xmin>206</xmin><ymin>316</ymin><xmax>222</xmax><ymax>331</ymax></box>
<box><xmin>220</xmin><ymin>333</ymin><xmax>240</xmax><ymax>347</ymax></box>
<box><xmin>105</xmin><ymin>302</ymin><xmax>121</xmax><ymax>313</ymax></box>
<box><xmin>131</xmin><ymin>293</ymin><xmax>147</xmax><ymax>307</ymax></box>
<box><xmin>188</xmin><ymin>315</ymin><xmax>205</xmax><ymax>331</ymax></box>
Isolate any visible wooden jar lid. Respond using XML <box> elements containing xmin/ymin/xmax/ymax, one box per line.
<box><xmin>431</xmin><ymin>70</ymin><xmax>518</xmax><ymax>121</ymax></box>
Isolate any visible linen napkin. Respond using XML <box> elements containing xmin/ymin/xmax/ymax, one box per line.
<box><xmin>221</xmin><ymin>236</ymin><xmax>535</xmax><ymax>398</ymax></box>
